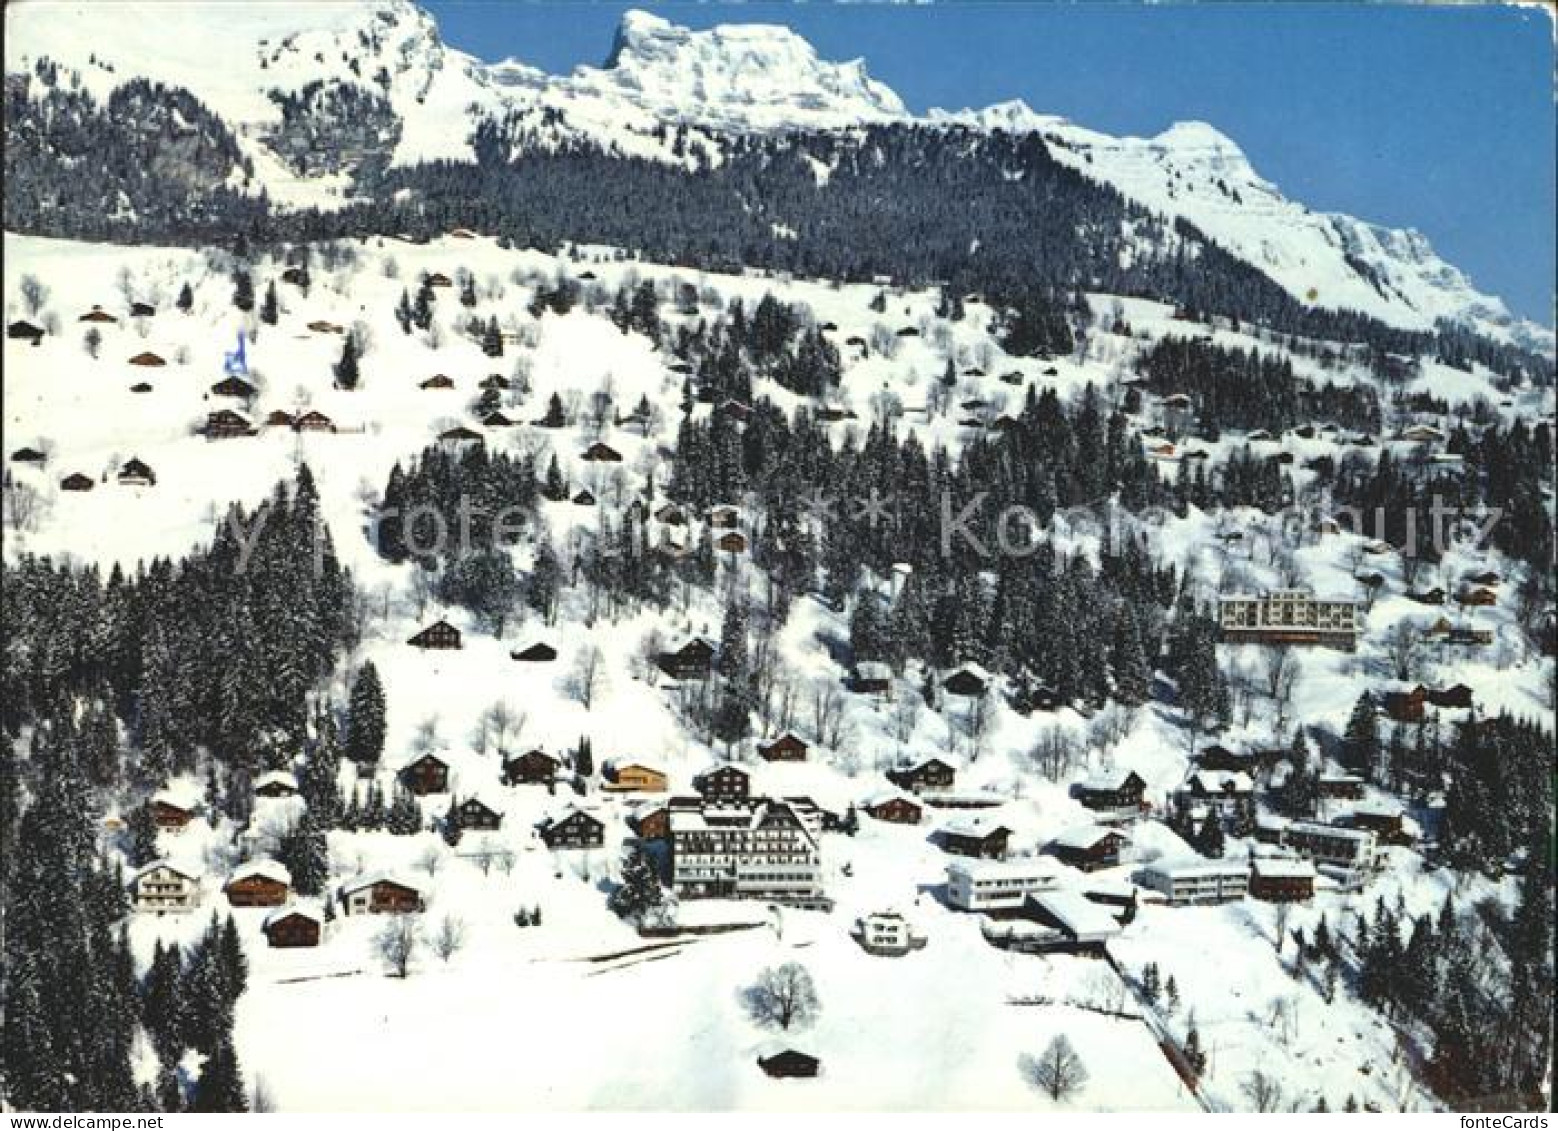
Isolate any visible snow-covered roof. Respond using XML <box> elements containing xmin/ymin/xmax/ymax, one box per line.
<box><xmin>1032</xmin><ymin>890</ymin><xmax>1121</xmax><ymax>940</ymax></box>
<box><xmin>941</xmin><ymin>813</ymin><xmax>1010</xmax><ymax>839</ymax></box>
<box><xmin>862</xmin><ymin>788</ymin><xmax>920</xmax><ymax>809</ymax></box>
<box><xmin>228</xmin><ymin>858</ymin><xmax>291</xmax><ymax>886</ymax></box>
<box><xmin>1139</xmin><ymin>858</ymin><xmax>1247</xmax><ymax>880</ymax></box>
<box><xmin>339</xmin><ymin>871</ymin><xmax>421</xmax><ymax>896</ymax></box>
<box><xmin>1286</xmin><ymin>820</ymin><xmax>1373</xmax><ymax>844</ymax></box>
<box><xmin>263</xmin><ymin>900</ymin><xmax>323</xmax><ymax>929</ymax></box>
<box><xmin>947</xmin><ymin>661</ymin><xmax>990</xmax><ymax>682</ymax></box>
<box><xmin>1080</xmin><ymin>768</ymin><xmax>1141</xmax><ymax>791</ymax></box>
<box><xmin>1251</xmin><ymin>857</ymin><xmax>1316</xmax><ymax>880</ymax></box>
<box><xmin>152</xmin><ymin>782</ymin><xmax>201</xmax><ymax>811</ymax></box>
<box><xmin>254</xmin><ymin>770</ymin><xmax>299</xmax><ymax>792</ymax></box>
<box><xmin>855</xmin><ymin>661</ymin><xmax>893</xmax><ymax>681</ymax></box>
<box><xmin>1049</xmin><ymin>824</ymin><xmax>1127</xmax><ymax>851</ymax></box>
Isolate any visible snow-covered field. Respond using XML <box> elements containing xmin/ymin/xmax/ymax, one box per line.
<box><xmin>6</xmin><ymin>229</ymin><xmax>1552</xmax><ymax>1111</ymax></box>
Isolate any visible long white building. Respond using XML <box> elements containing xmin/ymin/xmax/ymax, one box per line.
<box><xmin>945</xmin><ymin>857</ymin><xmax>1064</xmax><ymax>912</ymax></box>
<box><xmin>669</xmin><ymin>798</ymin><xmax>826</xmax><ymax>907</ymax></box>
<box><xmin>1219</xmin><ymin>588</ymin><xmax>1361</xmax><ymax>649</ymax></box>
<box><xmin>1136</xmin><ymin>860</ymin><xmax>1249</xmax><ymax>905</ymax></box>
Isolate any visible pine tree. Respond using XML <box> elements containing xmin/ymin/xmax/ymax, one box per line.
<box><xmin>259</xmin><ymin>281</ymin><xmax>278</xmax><ymax>326</ymax></box>
<box><xmin>176</xmin><ymin>282</ymin><xmax>194</xmax><ymax>313</ymax></box>
<box><xmin>608</xmin><ymin>844</ymin><xmax>667</xmax><ymax>925</ymax></box>
<box><xmin>1341</xmin><ymin>692</ymin><xmax>1380</xmax><ymax>778</ymax></box>
<box><xmin>333</xmin><ymin>332</ymin><xmax>360</xmax><ymax>390</ymax></box>
<box><xmin>345</xmin><ymin>662</ymin><xmax>386</xmax><ymax>765</ymax></box>
<box><xmin>190</xmin><ymin>1039</ymin><xmax>248</xmax><ymax>1113</ymax></box>
<box><xmin>231</xmin><ymin>269</ymin><xmax>254</xmax><ymax>313</ymax></box>
<box><xmin>482</xmin><ymin>315</ymin><xmax>503</xmax><ymax>357</ymax></box>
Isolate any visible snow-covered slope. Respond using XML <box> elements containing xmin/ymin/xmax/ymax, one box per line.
<box><xmin>3</xmin><ymin>2</ymin><xmax>1547</xmax><ymax>349</ymax></box>
<box><xmin>933</xmin><ymin>102</ymin><xmax>1552</xmax><ymax>352</ymax></box>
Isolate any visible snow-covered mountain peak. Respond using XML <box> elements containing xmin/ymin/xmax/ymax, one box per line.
<box><xmin>572</xmin><ymin>7</ymin><xmax>907</xmax><ymax>129</ymax></box>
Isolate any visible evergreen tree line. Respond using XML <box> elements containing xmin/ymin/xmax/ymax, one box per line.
<box><xmin>0</xmin><ymin>468</ymin><xmax>357</xmax><ymax>791</ymax></box>
<box><xmin>8</xmin><ymin>71</ymin><xmax>1549</xmax><ymax>387</ymax></box>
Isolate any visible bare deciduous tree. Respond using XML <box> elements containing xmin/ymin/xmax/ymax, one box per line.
<box><xmin>429</xmin><ymin>913</ymin><xmax>467</xmax><ymax>963</ymax></box>
<box><xmin>1240</xmin><ymin>1069</ymin><xmax>1287</xmax><ymax>1112</ymax></box>
<box><xmin>373</xmin><ymin>915</ymin><xmax>421</xmax><ymax>978</ymax></box>
<box><xmin>569</xmin><ymin>644</ymin><xmax>607</xmax><ymax>709</ymax></box>
<box><xmin>741</xmin><ymin>962</ymin><xmax>821</xmax><ymax>1032</ymax></box>
<box><xmin>1021</xmin><ymin>1034</ymin><xmax>1090</xmax><ymax>1102</ymax></box>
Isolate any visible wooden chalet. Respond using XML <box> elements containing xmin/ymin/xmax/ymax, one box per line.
<box><xmin>254</xmin><ymin>770</ymin><xmax>299</xmax><ymax>798</ymax></box>
<box><xmin>128</xmin><ymin>351</ymin><xmax>166</xmax><ymax>367</ymax></box>
<box><xmin>130</xmin><ymin>301</ymin><xmax>156</xmax><ymax>318</ymax></box>
<box><xmin>118</xmin><ymin>458</ymin><xmax>156</xmax><ymax>487</ymax></box>
<box><xmin>59</xmin><ymin>472</ymin><xmax>95</xmax><ymax>492</ymax></box>
<box><xmin>1248</xmin><ymin>858</ymin><xmax>1315</xmax><ymax>902</ymax></box>
<box><xmin>757</xmin><ymin>733</ymin><xmax>808</xmax><ymax>762</ymax></box>
<box><xmin>204</xmin><ymin>409</ymin><xmax>253</xmax><ymax>439</ymax></box>
<box><xmin>502</xmin><ymin>749</ymin><xmax>561</xmax><ymax>786</ymax></box>
<box><xmin>265</xmin><ymin>409</ymin><xmax>296</xmax><ymax>428</ymax></box>
<box><xmin>401</xmin><ymin>752</ymin><xmax>450</xmax><ymax>795</ymax></box>
<box><xmin>482</xmin><ymin>411</ymin><xmax>517</xmax><ymax>428</ymax></box>
<box><xmin>295</xmin><ymin>410</ymin><xmax>335</xmax><ymax>433</ymax></box>
<box><xmin>306</xmin><ymin>320</ymin><xmax>343</xmax><ymax>334</ymax></box>
<box><xmin>940</xmin><ymin>815</ymin><xmax>1010</xmax><ymax>859</ymax></box>
<box><xmin>538</xmin><ymin>808</ymin><xmax>604</xmax><ymax>850</ymax></box>
<box><xmin>420</xmin><ymin>374</ymin><xmax>455</xmax><ymax>390</ymax></box>
<box><xmin>887</xmin><ymin>756</ymin><xmax>956</xmax><ymax>794</ymax></box>
<box><xmin>1457</xmin><ymin>586</ymin><xmax>1497</xmax><ymax>608</ymax></box>
<box><xmin>634</xmin><ymin>804</ymin><xmax>671</xmax><ymax>840</ymax></box>
<box><xmin>1048</xmin><ymin>826</ymin><xmax>1130</xmax><ymax>872</ymax></box>
<box><xmin>224</xmin><ymin>859</ymin><xmax>291</xmax><ymax>907</ymax></box>
<box><xmin>425</xmin><ymin>272</ymin><xmax>453</xmax><ymax>288</ymax></box>
<box><xmin>603</xmin><ymin>763</ymin><xmax>668</xmax><ymax>793</ymax></box>
<box><xmin>129</xmin><ymin>382</ymin><xmax>154</xmax><ymax>394</ymax></box>
<box><xmin>407</xmin><ymin>619</ymin><xmax>462</xmax><ymax>650</ymax></box>
<box><xmin>944</xmin><ymin>663</ymin><xmax>990</xmax><ymax>697</ymax></box>
<box><xmin>758</xmin><ymin>1050</ymin><xmax>820</xmax><ymax>1079</ymax></box>
<box><xmin>79</xmin><ymin>306</ymin><xmax>117</xmax><ymax>323</ymax></box>
<box><xmin>510</xmin><ymin>642</ymin><xmax>558</xmax><ymax>662</ymax></box>
<box><xmin>1074</xmin><ymin>770</ymin><xmax>1146</xmax><ymax>812</ymax></box>
<box><xmin>150</xmin><ymin>794</ymin><xmax>195</xmax><ymax>830</ymax></box>
<box><xmin>862</xmin><ymin>791</ymin><xmax>922</xmax><ymax>825</ymax></box>
<box><xmin>851</xmin><ymin>661</ymin><xmax>893</xmax><ymax>696</ymax></box>
<box><xmin>130</xmin><ymin>861</ymin><xmax>201</xmax><ymax>913</ymax></box>
<box><xmin>454</xmin><ymin>795</ymin><xmax>503</xmax><ymax>831</ymax></box>
<box><xmin>581</xmin><ymin>441</ymin><xmax>623</xmax><ymax>462</ymax></box>
<box><xmin>693</xmin><ymin>764</ymin><xmax>751</xmax><ymax>804</ymax></box>
<box><xmin>659</xmin><ymin>637</ymin><xmax>716</xmax><ymax>680</ymax></box>
<box><xmin>572</xmin><ymin>489</ymin><xmax>596</xmax><ymax>507</ymax></box>
<box><xmin>339</xmin><ymin>874</ymin><xmax>424</xmax><ymax>915</ymax></box>
<box><xmin>263</xmin><ymin>906</ymin><xmax>322</xmax><ymax>948</ymax></box>
<box><xmin>11</xmin><ymin>447</ymin><xmax>45</xmax><ymax>464</ymax></box>
<box><xmin>716</xmin><ymin>531</ymin><xmax>748</xmax><ymax>554</ymax></box>
<box><xmin>1381</xmin><ymin>686</ymin><xmax>1428</xmax><ymax>723</ymax></box>
<box><xmin>281</xmin><ymin>266</ymin><xmax>309</xmax><ymax>286</ymax></box>
<box><xmin>478</xmin><ymin>373</ymin><xmax>511</xmax><ymax>390</ymax></box>
<box><xmin>439</xmin><ymin>425</ymin><xmax>484</xmax><ymax>447</ymax></box>
<box><xmin>707</xmin><ymin>505</ymin><xmax>741</xmax><ymax>529</ymax></box>
<box><xmin>211</xmin><ymin>375</ymin><xmax>257</xmax><ymax>398</ymax></box>
<box><xmin>1408</xmin><ymin>586</ymin><xmax>1446</xmax><ymax>605</ymax></box>
<box><xmin>7</xmin><ymin>319</ymin><xmax>44</xmax><ymax>343</ymax></box>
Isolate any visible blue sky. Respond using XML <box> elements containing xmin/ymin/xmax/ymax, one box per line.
<box><xmin>424</xmin><ymin>2</ymin><xmax>1555</xmax><ymax>327</ymax></box>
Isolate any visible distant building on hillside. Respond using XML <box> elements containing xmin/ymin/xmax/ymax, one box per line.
<box><xmin>670</xmin><ymin>797</ymin><xmax>825</xmax><ymax>907</ymax></box>
<box><xmin>1218</xmin><ymin>589</ymin><xmax>1361</xmax><ymax>649</ymax></box>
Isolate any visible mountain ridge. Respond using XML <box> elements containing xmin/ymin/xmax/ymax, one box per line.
<box><xmin>2</xmin><ymin>0</ymin><xmax>1548</xmax><ymax>352</ymax></box>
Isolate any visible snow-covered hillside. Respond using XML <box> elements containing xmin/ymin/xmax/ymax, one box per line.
<box><xmin>4</xmin><ymin>2</ymin><xmax>1547</xmax><ymax>349</ymax></box>
<box><xmin>4</xmin><ymin>228</ymin><xmax>1551</xmax><ymax>1111</ymax></box>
